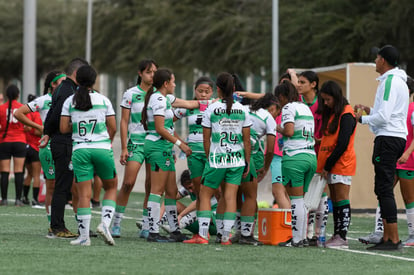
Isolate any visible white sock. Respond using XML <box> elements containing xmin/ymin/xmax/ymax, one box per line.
<box><xmin>165</xmin><ymin>199</ymin><xmax>179</xmax><ymax>232</ymax></box>
<box><xmin>406</xmin><ymin>207</ymin><xmax>414</xmax><ymax>236</ymax></box>
<box><xmin>142</xmin><ymin>208</ymin><xmax>149</xmax><ymax>231</ymax></box>
<box><xmin>234</xmin><ymin>211</ymin><xmax>241</xmax><ymax>234</ymax></box>
<box><xmin>307</xmin><ymin>211</ymin><xmax>315</xmax><ymax>239</ymax></box>
<box><xmin>77</xmin><ymin>214</ymin><xmax>91</xmax><ymax>240</ymax></box>
<box><xmin>223</xmin><ymin>219</ymin><xmax>235</xmax><ymax>241</ymax></box>
<box><xmin>179</xmin><ymin>211</ymin><xmax>197</xmax><ymax>229</ymax></box>
<box><xmin>101</xmin><ymin>205</ymin><xmax>115</xmax><ymax>228</ymax></box>
<box><xmin>148</xmin><ymin>194</ymin><xmax>161</xmax><ymax>233</ymax></box>
<box><xmin>291</xmin><ymin>198</ymin><xmax>306</xmax><ymax>243</ymax></box>
<box><xmin>315</xmin><ymin>196</ymin><xmax>328</xmax><ymax>237</ymax></box>
<box><xmin>375</xmin><ymin>206</ymin><xmax>383</xmax><ymax>233</ymax></box>
<box><xmin>112</xmin><ymin>212</ymin><xmax>124</xmax><ymax>228</ymax></box>
<box><xmin>216</xmin><ymin>218</ymin><xmax>224</xmax><ymax>236</ymax></box>
<box><xmin>241</xmin><ymin>216</ymin><xmax>255</xmax><ymax>237</ymax></box>
<box><xmin>198</xmin><ymin>217</ymin><xmax>211</xmax><ymax>239</ymax></box>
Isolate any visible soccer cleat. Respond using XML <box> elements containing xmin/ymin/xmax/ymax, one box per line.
<box><xmin>230</xmin><ymin>231</ymin><xmax>241</xmax><ymax>244</ymax></box>
<box><xmin>403</xmin><ymin>235</ymin><xmax>414</xmax><ymax>247</ymax></box>
<box><xmin>221</xmin><ymin>237</ymin><xmax>232</xmax><ymax>246</ymax></box>
<box><xmin>136</xmin><ymin>220</ymin><xmax>143</xmax><ymax>229</ymax></box>
<box><xmin>54</xmin><ymin>229</ymin><xmax>78</xmax><ymax>239</ymax></box>
<box><xmin>21</xmin><ymin>197</ymin><xmax>30</xmax><ymax>205</ymax></box>
<box><xmin>159</xmin><ymin>223</ymin><xmax>171</xmax><ymax>234</ymax></box>
<box><xmin>139</xmin><ymin>229</ymin><xmax>149</xmax><ymax>239</ymax></box>
<box><xmin>97</xmin><ymin>223</ymin><xmax>115</xmax><ymax>246</ymax></box>
<box><xmin>307</xmin><ymin>236</ymin><xmax>318</xmax><ymax>246</ymax></box>
<box><xmin>278</xmin><ymin>238</ymin><xmax>304</xmax><ymax>247</ymax></box>
<box><xmin>70</xmin><ymin>238</ymin><xmax>91</xmax><ymax>246</ymax></box>
<box><xmin>31</xmin><ymin>199</ymin><xmax>41</xmax><ymax>206</ymax></box>
<box><xmin>169</xmin><ymin>230</ymin><xmax>188</xmax><ymax>242</ymax></box>
<box><xmin>215</xmin><ymin>233</ymin><xmax>222</xmax><ymax>244</ymax></box>
<box><xmin>15</xmin><ymin>199</ymin><xmax>24</xmax><ymax>207</ymax></box>
<box><xmin>358</xmin><ymin>231</ymin><xmax>383</xmax><ymax>244</ymax></box>
<box><xmin>0</xmin><ymin>199</ymin><xmax>8</xmax><ymax>206</ymax></box>
<box><xmin>325</xmin><ymin>235</ymin><xmax>349</xmax><ymax>249</ymax></box>
<box><xmin>367</xmin><ymin>239</ymin><xmax>402</xmax><ymax>251</ymax></box>
<box><xmin>46</xmin><ymin>228</ymin><xmax>55</xmax><ymax>239</ymax></box>
<box><xmin>111</xmin><ymin>226</ymin><xmax>121</xmax><ymax>238</ymax></box>
<box><xmin>183</xmin><ymin>234</ymin><xmax>209</xmax><ymax>244</ymax></box>
<box><xmin>238</xmin><ymin>235</ymin><xmax>263</xmax><ymax>246</ymax></box>
<box><xmin>278</xmin><ymin>238</ymin><xmax>292</xmax><ymax>247</ymax></box>
<box><xmin>147</xmin><ymin>232</ymin><xmax>173</xmax><ymax>243</ymax></box>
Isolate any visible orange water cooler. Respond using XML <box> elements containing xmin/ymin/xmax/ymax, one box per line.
<box><xmin>258</xmin><ymin>208</ymin><xmax>292</xmax><ymax>245</ymax></box>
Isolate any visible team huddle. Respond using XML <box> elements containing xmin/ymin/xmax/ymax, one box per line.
<box><xmin>1</xmin><ymin>45</ymin><xmax>413</xmax><ymax>251</ymax></box>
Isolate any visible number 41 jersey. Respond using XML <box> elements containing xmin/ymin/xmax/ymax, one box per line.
<box><xmin>61</xmin><ymin>91</ymin><xmax>115</xmax><ymax>151</ymax></box>
<box><xmin>281</xmin><ymin>101</ymin><xmax>315</xmax><ymax>157</ymax></box>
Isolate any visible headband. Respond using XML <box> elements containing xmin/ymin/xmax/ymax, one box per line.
<box><xmin>50</xmin><ymin>74</ymin><xmax>66</xmax><ymax>87</ymax></box>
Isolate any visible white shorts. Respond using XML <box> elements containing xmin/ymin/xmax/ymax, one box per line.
<box><xmin>327</xmin><ymin>174</ymin><xmax>352</xmax><ymax>186</ymax></box>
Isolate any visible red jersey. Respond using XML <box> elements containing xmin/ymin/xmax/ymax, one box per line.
<box><xmin>25</xmin><ymin>111</ymin><xmax>42</xmax><ymax>151</ymax></box>
<box><xmin>0</xmin><ymin>100</ymin><xmax>26</xmax><ymax>143</ymax></box>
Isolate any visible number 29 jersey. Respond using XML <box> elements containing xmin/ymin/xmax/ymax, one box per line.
<box><xmin>61</xmin><ymin>92</ymin><xmax>115</xmax><ymax>151</ymax></box>
<box><xmin>202</xmin><ymin>100</ymin><xmax>252</xmax><ymax>168</ymax></box>
<box><xmin>281</xmin><ymin>102</ymin><xmax>315</xmax><ymax>156</ymax></box>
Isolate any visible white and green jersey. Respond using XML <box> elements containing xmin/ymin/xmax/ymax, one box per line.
<box><xmin>174</xmin><ymin>107</ymin><xmax>204</xmax><ymax>153</ymax></box>
<box><xmin>120</xmin><ymin>86</ymin><xmax>147</xmax><ymax>144</ymax></box>
<box><xmin>27</xmin><ymin>93</ymin><xmax>52</xmax><ymax>122</ymax></box>
<box><xmin>281</xmin><ymin>102</ymin><xmax>315</xmax><ymax>156</ymax></box>
<box><xmin>202</xmin><ymin>99</ymin><xmax>251</xmax><ymax>168</ymax></box>
<box><xmin>145</xmin><ymin>91</ymin><xmax>176</xmax><ymax>142</ymax></box>
<box><xmin>249</xmin><ymin>107</ymin><xmax>277</xmax><ymax>154</ymax></box>
<box><xmin>61</xmin><ymin>91</ymin><xmax>115</xmax><ymax>151</ymax></box>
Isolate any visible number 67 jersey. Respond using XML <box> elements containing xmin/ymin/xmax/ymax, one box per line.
<box><xmin>281</xmin><ymin>102</ymin><xmax>315</xmax><ymax>157</ymax></box>
<box><xmin>202</xmin><ymin>99</ymin><xmax>252</xmax><ymax>168</ymax></box>
<box><xmin>61</xmin><ymin>91</ymin><xmax>115</xmax><ymax>151</ymax></box>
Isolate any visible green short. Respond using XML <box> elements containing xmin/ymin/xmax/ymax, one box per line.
<box><xmin>282</xmin><ymin>153</ymin><xmax>316</xmax><ymax>192</ymax></box>
<box><xmin>39</xmin><ymin>142</ymin><xmax>55</xmax><ymax>180</ymax></box>
<box><xmin>252</xmin><ymin>150</ymin><xmax>264</xmax><ymax>171</ymax></box>
<box><xmin>127</xmin><ymin>139</ymin><xmax>145</xmax><ymax>164</ymax></box>
<box><xmin>187</xmin><ymin>152</ymin><xmax>207</xmax><ymax>179</ymax></box>
<box><xmin>72</xmin><ymin>148</ymin><xmax>117</xmax><ymax>182</ymax></box>
<box><xmin>241</xmin><ymin>156</ymin><xmax>257</xmax><ymax>183</ymax></box>
<box><xmin>185</xmin><ymin>215</ymin><xmax>217</xmax><ymax>235</ymax></box>
<box><xmin>397</xmin><ymin>169</ymin><xmax>414</xmax><ymax>180</ymax></box>
<box><xmin>144</xmin><ymin>139</ymin><xmax>175</xmax><ymax>172</ymax></box>
<box><xmin>202</xmin><ymin>162</ymin><xmax>244</xmax><ymax>189</ymax></box>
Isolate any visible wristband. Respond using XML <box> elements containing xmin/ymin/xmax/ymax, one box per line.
<box><xmin>175</xmin><ymin>140</ymin><xmax>182</xmax><ymax>147</ymax></box>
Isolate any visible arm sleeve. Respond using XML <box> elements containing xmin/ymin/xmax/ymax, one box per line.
<box><xmin>324</xmin><ymin>113</ymin><xmax>356</xmax><ymax>172</ymax></box>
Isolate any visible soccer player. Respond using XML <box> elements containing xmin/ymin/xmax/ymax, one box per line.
<box><xmin>60</xmin><ymin>65</ymin><xmax>117</xmax><ymax>246</ymax></box>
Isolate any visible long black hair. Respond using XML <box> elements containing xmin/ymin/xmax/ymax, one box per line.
<box><xmin>216</xmin><ymin>72</ymin><xmax>234</xmax><ymax>115</ymax></box>
<box><xmin>43</xmin><ymin>70</ymin><xmax>63</xmax><ymax>95</ymax></box>
<box><xmin>3</xmin><ymin>84</ymin><xmax>20</xmax><ymax>138</ymax></box>
<box><xmin>141</xmin><ymin>68</ymin><xmax>173</xmax><ymax>130</ymax></box>
<box><xmin>73</xmin><ymin>65</ymin><xmax>97</xmax><ymax>111</ymax></box>
<box><xmin>136</xmin><ymin>59</ymin><xmax>158</xmax><ymax>85</ymax></box>
<box><xmin>250</xmin><ymin>92</ymin><xmax>279</xmax><ymax>112</ymax></box>
<box><xmin>299</xmin><ymin>70</ymin><xmax>323</xmax><ymax>114</ymax></box>
<box><xmin>320</xmin><ymin>80</ymin><xmax>349</xmax><ymax>135</ymax></box>
<box><xmin>274</xmin><ymin>80</ymin><xmax>299</xmax><ymax>103</ymax></box>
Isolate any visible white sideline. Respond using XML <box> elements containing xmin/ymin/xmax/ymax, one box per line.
<box><xmin>329</xmin><ymin>246</ymin><xmax>414</xmax><ymax>262</ymax></box>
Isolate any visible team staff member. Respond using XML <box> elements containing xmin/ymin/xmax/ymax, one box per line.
<box><xmin>60</xmin><ymin>65</ymin><xmax>117</xmax><ymax>246</ymax></box>
<box><xmin>184</xmin><ymin>72</ymin><xmax>251</xmax><ymax>245</ymax></box>
<box><xmin>0</xmin><ymin>85</ymin><xmax>26</xmax><ymax>206</ymax></box>
<box><xmin>317</xmin><ymin>81</ymin><xmax>356</xmax><ymax>249</ymax></box>
<box><xmin>355</xmin><ymin>45</ymin><xmax>408</xmax><ymax>251</ymax></box>
<box><xmin>40</xmin><ymin>58</ymin><xmax>89</xmax><ymax>238</ymax></box>
<box><xmin>15</xmin><ymin>71</ymin><xmax>66</xmax><ymax>233</ymax></box>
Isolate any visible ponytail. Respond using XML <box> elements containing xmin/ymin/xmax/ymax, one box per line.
<box><xmin>141</xmin><ymin>85</ymin><xmax>155</xmax><ymax>130</ymax></box>
<box><xmin>73</xmin><ymin>65</ymin><xmax>96</xmax><ymax>111</ymax></box>
<box><xmin>216</xmin><ymin>72</ymin><xmax>234</xmax><ymax>115</ymax></box>
<box><xmin>3</xmin><ymin>85</ymin><xmax>20</xmax><ymax>139</ymax></box>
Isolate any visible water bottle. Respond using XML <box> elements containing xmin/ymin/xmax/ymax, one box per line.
<box><xmin>317</xmin><ymin>225</ymin><xmax>326</xmax><ymax>248</ymax></box>
<box><xmin>233</xmin><ymin>93</ymin><xmax>243</xmax><ymax>103</ymax></box>
<box><xmin>179</xmin><ymin>150</ymin><xmax>186</xmax><ymax>159</ymax></box>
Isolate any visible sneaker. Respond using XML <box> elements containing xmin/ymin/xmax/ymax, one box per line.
<box><xmin>183</xmin><ymin>234</ymin><xmax>209</xmax><ymax>244</ymax></box>
<box><xmin>279</xmin><ymin>238</ymin><xmax>303</xmax><ymax>247</ymax></box>
<box><xmin>147</xmin><ymin>232</ymin><xmax>173</xmax><ymax>243</ymax></box>
<box><xmin>31</xmin><ymin>199</ymin><xmax>41</xmax><ymax>206</ymax></box>
<box><xmin>0</xmin><ymin>199</ymin><xmax>8</xmax><ymax>206</ymax></box>
<box><xmin>230</xmin><ymin>232</ymin><xmax>241</xmax><ymax>244</ymax></box>
<box><xmin>15</xmin><ymin>199</ymin><xmax>24</xmax><ymax>206</ymax></box>
<box><xmin>70</xmin><ymin>237</ymin><xmax>91</xmax><ymax>246</ymax></box>
<box><xmin>238</xmin><ymin>235</ymin><xmax>263</xmax><ymax>246</ymax></box>
<box><xmin>169</xmin><ymin>230</ymin><xmax>188</xmax><ymax>242</ymax></box>
<box><xmin>278</xmin><ymin>238</ymin><xmax>292</xmax><ymax>247</ymax></box>
<box><xmin>139</xmin><ymin>229</ymin><xmax>149</xmax><ymax>239</ymax></box>
<box><xmin>303</xmin><ymin>238</ymin><xmax>309</xmax><ymax>247</ymax></box>
<box><xmin>111</xmin><ymin>226</ymin><xmax>121</xmax><ymax>238</ymax></box>
<box><xmin>90</xmin><ymin>199</ymin><xmax>100</xmax><ymax>208</ymax></box>
<box><xmin>325</xmin><ymin>235</ymin><xmax>349</xmax><ymax>249</ymax></box>
<box><xmin>308</xmin><ymin>236</ymin><xmax>318</xmax><ymax>246</ymax></box>
<box><xmin>367</xmin><ymin>239</ymin><xmax>403</xmax><ymax>251</ymax></box>
<box><xmin>97</xmin><ymin>223</ymin><xmax>115</xmax><ymax>246</ymax></box>
<box><xmin>358</xmin><ymin>231</ymin><xmax>383</xmax><ymax>244</ymax></box>
<box><xmin>403</xmin><ymin>235</ymin><xmax>414</xmax><ymax>247</ymax></box>
<box><xmin>215</xmin><ymin>233</ymin><xmax>222</xmax><ymax>244</ymax></box>
<box><xmin>46</xmin><ymin>228</ymin><xmax>55</xmax><ymax>239</ymax></box>
<box><xmin>54</xmin><ymin>229</ymin><xmax>78</xmax><ymax>239</ymax></box>
<box><xmin>22</xmin><ymin>197</ymin><xmax>30</xmax><ymax>205</ymax></box>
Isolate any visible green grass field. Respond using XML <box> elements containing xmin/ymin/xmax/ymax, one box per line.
<box><xmin>1</xmin><ymin>191</ymin><xmax>414</xmax><ymax>275</ymax></box>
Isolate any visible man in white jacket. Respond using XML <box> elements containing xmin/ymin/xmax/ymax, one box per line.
<box><xmin>355</xmin><ymin>45</ymin><xmax>409</xmax><ymax>251</ymax></box>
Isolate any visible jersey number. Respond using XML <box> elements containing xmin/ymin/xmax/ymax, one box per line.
<box><xmin>220</xmin><ymin>132</ymin><xmax>238</xmax><ymax>147</ymax></box>
<box><xmin>79</xmin><ymin>119</ymin><xmax>97</xmax><ymax>136</ymax></box>
<box><xmin>302</xmin><ymin>127</ymin><xmax>314</xmax><ymax>141</ymax></box>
